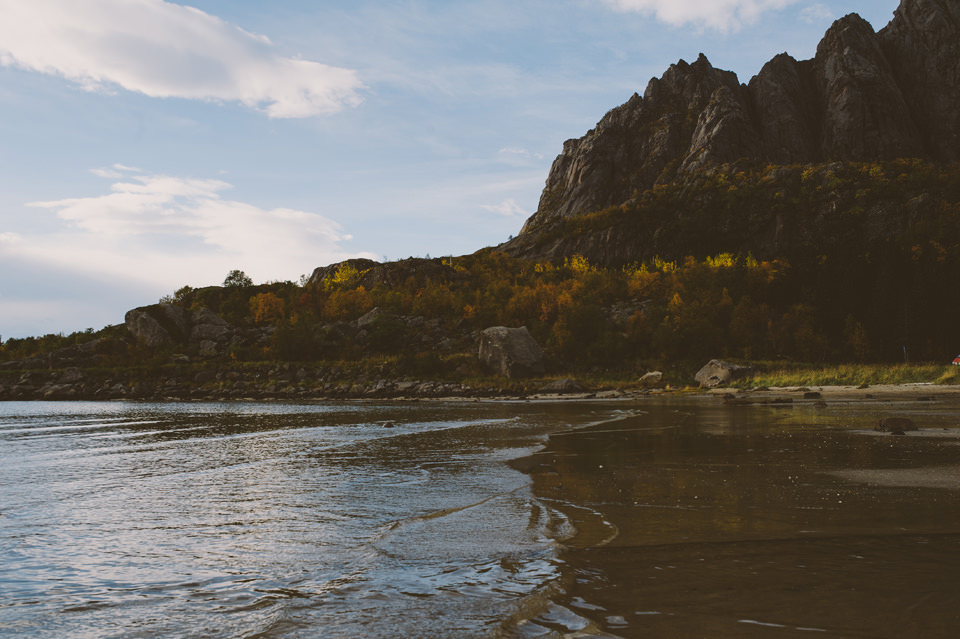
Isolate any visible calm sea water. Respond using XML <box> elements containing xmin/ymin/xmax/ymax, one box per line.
<box><xmin>6</xmin><ymin>396</ymin><xmax>960</xmax><ymax>638</ymax></box>
<box><xmin>0</xmin><ymin>400</ymin><xmax>613</xmax><ymax>639</ymax></box>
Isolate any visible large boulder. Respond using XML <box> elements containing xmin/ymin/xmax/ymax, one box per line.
<box><xmin>479</xmin><ymin>326</ymin><xmax>545</xmax><ymax>378</ymax></box>
<box><xmin>639</xmin><ymin>371</ymin><xmax>664</xmax><ymax>387</ymax></box>
<box><xmin>190</xmin><ymin>308</ymin><xmax>233</xmax><ymax>344</ymax></box>
<box><xmin>125</xmin><ymin>304</ymin><xmax>235</xmax><ymax>353</ymax></box>
<box><xmin>125</xmin><ymin>308</ymin><xmax>174</xmax><ymax>348</ymax></box>
<box><xmin>695</xmin><ymin>360</ymin><xmax>756</xmax><ymax>388</ymax></box>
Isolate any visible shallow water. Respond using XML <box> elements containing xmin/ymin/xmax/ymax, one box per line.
<box><xmin>516</xmin><ymin>396</ymin><xmax>960</xmax><ymax>638</ymax></box>
<box><xmin>0</xmin><ymin>400</ymin><xmax>612</xmax><ymax>638</ymax></box>
<box><xmin>3</xmin><ymin>397</ymin><xmax>960</xmax><ymax>638</ymax></box>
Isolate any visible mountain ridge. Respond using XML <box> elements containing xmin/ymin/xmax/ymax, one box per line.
<box><xmin>508</xmin><ymin>0</ymin><xmax>960</xmax><ymax>247</ymax></box>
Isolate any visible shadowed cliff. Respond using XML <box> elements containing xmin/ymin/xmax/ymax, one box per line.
<box><xmin>506</xmin><ymin>0</ymin><xmax>960</xmax><ymax>263</ymax></box>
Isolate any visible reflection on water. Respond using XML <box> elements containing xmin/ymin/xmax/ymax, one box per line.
<box><xmin>518</xmin><ymin>397</ymin><xmax>960</xmax><ymax>638</ymax></box>
<box><xmin>0</xmin><ymin>401</ymin><xmax>606</xmax><ymax>638</ymax></box>
<box><xmin>3</xmin><ymin>397</ymin><xmax>960</xmax><ymax>637</ymax></box>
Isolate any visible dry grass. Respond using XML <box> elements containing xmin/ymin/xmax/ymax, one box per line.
<box><xmin>742</xmin><ymin>363</ymin><xmax>960</xmax><ymax>388</ymax></box>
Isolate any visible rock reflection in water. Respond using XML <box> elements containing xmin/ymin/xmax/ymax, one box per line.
<box><xmin>515</xmin><ymin>398</ymin><xmax>960</xmax><ymax>638</ymax></box>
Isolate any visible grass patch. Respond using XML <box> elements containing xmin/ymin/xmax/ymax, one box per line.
<box><xmin>741</xmin><ymin>363</ymin><xmax>960</xmax><ymax>388</ymax></box>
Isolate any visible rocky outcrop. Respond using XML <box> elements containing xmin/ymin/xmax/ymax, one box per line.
<box><xmin>125</xmin><ymin>304</ymin><xmax>237</xmax><ymax>354</ymax></box>
<box><xmin>125</xmin><ymin>305</ymin><xmax>180</xmax><ymax>348</ymax></box>
<box><xmin>478</xmin><ymin>326</ymin><xmax>545</xmax><ymax>378</ymax></box>
<box><xmin>814</xmin><ymin>13</ymin><xmax>922</xmax><ymax>161</ymax></box>
<box><xmin>523</xmin><ymin>54</ymin><xmax>744</xmax><ymax>232</ymax></box>
<box><xmin>308</xmin><ymin>257</ymin><xmax>459</xmax><ymax>290</ymax></box>
<box><xmin>514</xmin><ymin>0</ymin><xmax>959</xmax><ymax>238</ymax></box>
<box><xmin>879</xmin><ymin>0</ymin><xmax>960</xmax><ymax>162</ymax></box>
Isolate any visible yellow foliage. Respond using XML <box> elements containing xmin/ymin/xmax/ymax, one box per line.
<box><xmin>706</xmin><ymin>253</ymin><xmax>735</xmax><ymax>269</ymax></box>
<box><xmin>653</xmin><ymin>256</ymin><xmax>676</xmax><ymax>273</ymax></box>
<box><xmin>328</xmin><ymin>263</ymin><xmax>361</xmax><ymax>288</ymax></box>
<box><xmin>565</xmin><ymin>254</ymin><xmax>594</xmax><ymax>275</ymax></box>
<box><xmin>323</xmin><ymin>287</ymin><xmax>373</xmax><ymax>321</ymax></box>
<box><xmin>250</xmin><ymin>292</ymin><xmax>285</xmax><ymax>324</ymax></box>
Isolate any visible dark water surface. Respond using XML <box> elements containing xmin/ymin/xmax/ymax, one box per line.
<box><xmin>515</xmin><ymin>396</ymin><xmax>960</xmax><ymax>638</ymax></box>
<box><xmin>2</xmin><ymin>397</ymin><xmax>960</xmax><ymax>638</ymax></box>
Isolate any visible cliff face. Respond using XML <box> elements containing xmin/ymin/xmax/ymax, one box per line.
<box><xmin>515</xmin><ymin>0</ymin><xmax>959</xmax><ymax>239</ymax></box>
<box><xmin>879</xmin><ymin>0</ymin><xmax>960</xmax><ymax>162</ymax></box>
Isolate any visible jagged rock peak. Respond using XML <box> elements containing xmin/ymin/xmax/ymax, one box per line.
<box><xmin>879</xmin><ymin>0</ymin><xmax>960</xmax><ymax>161</ymax></box>
<box><xmin>522</xmin><ymin>52</ymin><xmax>747</xmax><ymax>233</ymax></box>
<box><xmin>814</xmin><ymin>13</ymin><xmax>921</xmax><ymax>160</ymax></box>
<box><xmin>515</xmin><ymin>0</ymin><xmax>959</xmax><ymax>236</ymax></box>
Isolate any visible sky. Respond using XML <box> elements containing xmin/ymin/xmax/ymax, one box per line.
<box><xmin>0</xmin><ymin>0</ymin><xmax>901</xmax><ymax>339</ymax></box>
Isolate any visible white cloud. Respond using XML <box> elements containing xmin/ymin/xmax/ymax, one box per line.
<box><xmin>601</xmin><ymin>0</ymin><xmax>796</xmax><ymax>31</ymax></box>
<box><xmin>800</xmin><ymin>3</ymin><xmax>834</xmax><ymax>24</ymax></box>
<box><xmin>11</xmin><ymin>168</ymin><xmax>375</xmax><ymax>290</ymax></box>
<box><xmin>0</xmin><ymin>0</ymin><xmax>363</xmax><ymax>117</ymax></box>
<box><xmin>90</xmin><ymin>168</ymin><xmax>124</xmax><ymax>179</ymax></box>
<box><xmin>481</xmin><ymin>198</ymin><xmax>529</xmax><ymax>218</ymax></box>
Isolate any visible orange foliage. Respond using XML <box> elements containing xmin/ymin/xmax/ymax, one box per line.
<box><xmin>250</xmin><ymin>292</ymin><xmax>285</xmax><ymax>324</ymax></box>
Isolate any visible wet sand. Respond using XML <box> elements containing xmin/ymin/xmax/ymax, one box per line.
<box><xmin>512</xmin><ymin>395</ymin><xmax>960</xmax><ymax>638</ymax></box>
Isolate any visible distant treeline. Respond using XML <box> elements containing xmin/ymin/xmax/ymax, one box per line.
<box><xmin>5</xmin><ymin>160</ymin><xmax>960</xmax><ymax>370</ymax></box>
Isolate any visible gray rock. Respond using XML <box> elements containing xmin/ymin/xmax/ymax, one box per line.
<box><xmin>161</xmin><ymin>304</ymin><xmax>191</xmax><ymax>340</ymax></box>
<box><xmin>125</xmin><ymin>308</ymin><xmax>173</xmax><ymax>348</ymax></box>
<box><xmin>814</xmin><ymin>14</ymin><xmax>921</xmax><ymax>160</ymax></box>
<box><xmin>198</xmin><ymin>340</ymin><xmax>219</xmax><ymax>356</ymax></box>
<box><xmin>875</xmin><ymin>417</ymin><xmax>918</xmax><ymax>433</ymax></box>
<box><xmin>190</xmin><ymin>308</ymin><xmax>233</xmax><ymax>343</ymax></box>
<box><xmin>695</xmin><ymin>360</ymin><xmax>756</xmax><ymax>388</ymax></box>
<box><xmin>880</xmin><ymin>0</ymin><xmax>960</xmax><ymax>161</ymax></box>
<box><xmin>58</xmin><ymin>367</ymin><xmax>84</xmax><ymax>385</ymax></box>
<box><xmin>307</xmin><ymin>258</ymin><xmax>379</xmax><ymax>287</ymax></box>
<box><xmin>749</xmin><ymin>53</ymin><xmax>820</xmax><ymax>163</ymax></box>
<box><xmin>639</xmin><ymin>371</ymin><xmax>664</xmax><ymax>387</ymax></box>
<box><xmin>355</xmin><ymin>307</ymin><xmax>383</xmax><ymax>329</ymax></box>
<box><xmin>43</xmin><ymin>384</ymin><xmax>79</xmax><ymax>400</ymax></box>
<box><xmin>478</xmin><ymin>326</ymin><xmax>545</xmax><ymax>378</ymax></box>
<box><xmin>308</xmin><ymin>258</ymin><xmax>458</xmax><ymax>291</ymax></box>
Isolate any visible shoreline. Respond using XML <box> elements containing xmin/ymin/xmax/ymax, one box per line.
<box><xmin>507</xmin><ymin>393</ymin><xmax>960</xmax><ymax>637</ymax></box>
<box><xmin>4</xmin><ymin>378</ymin><xmax>960</xmax><ymax>403</ymax></box>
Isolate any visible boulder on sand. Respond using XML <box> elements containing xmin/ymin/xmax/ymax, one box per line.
<box><xmin>695</xmin><ymin>360</ymin><xmax>756</xmax><ymax>388</ymax></box>
<box><xmin>639</xmin><ymin>371</ymin><xmax>664</xmax><ymax>387</ymax></box>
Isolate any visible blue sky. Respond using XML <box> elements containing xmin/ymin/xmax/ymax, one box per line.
<box><xmin>0</xmin><ymin>0</ymin><xmax>900</xmax><ymax>339</ymax></box>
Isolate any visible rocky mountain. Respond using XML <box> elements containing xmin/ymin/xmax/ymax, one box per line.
<box><xmin>508</xmin><ymin>0</ymin><xmax>959</xmax><ymax>253</ymax></box>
